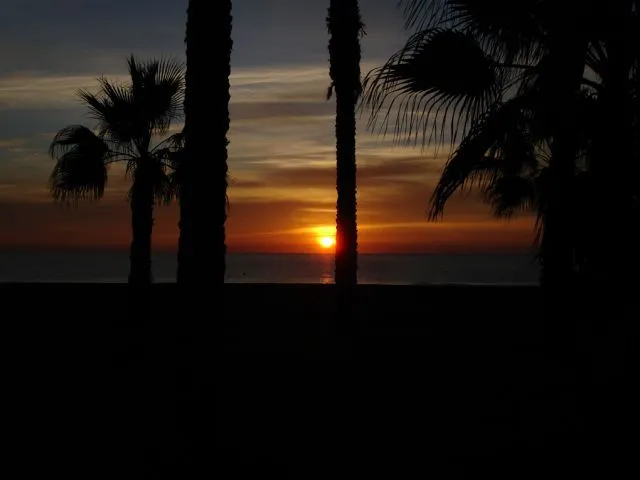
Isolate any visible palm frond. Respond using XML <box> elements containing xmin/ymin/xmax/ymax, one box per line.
<box><xmin>126</xmin><ymin>160</ymin><xmax>176</xmax><ymax>206</ymax></box>
<box><xmin>76</xmin><ymin>55</ymin><xmax>184</xmax><ymax>151</ymax></box>
<box><xmin>125</xmin><ymin>131</ymin><xmax>184</xmax><ymax>206</ymax></box>
<box><xmin>428</xmin><ymin>96</ymin><xmax>537</xmax><ymax>218</ymax></box>
<box><xmin>153</xmin><ymin>132</ymin><xmax>186</xmax><ymax>195</ymax></box>
<box><xmin>399</xmin><ymin>0</ymin><xmax>446</xmax><ymax>30</ymax></box>
<box><xmin>48</xmin><ymin>125</ymin><xmax>109</xmax><ymax>202</ymax></box>
<box><xmin>166</xmin><ymin>157</ymin><xmax>184</xmax><ymax>200</ymax></box>
<box><xmin>362</xmin><ymin>28</ymin><xmax>502</xmax><ymax>147</ymax></box>
<box><xmin>399</xmin><ymin>0</ymin><xmax>543</xmax><ymax>63</ymax></box>
<box><xmin>585</xmin><ymin>40</ymin><xmax>608</xmax><ymax>82</ymax></box>
<box><xmin>523</xmin><ymin>67</ymin><xmax>600</xmax><ymax>159</ymax></box>
<box><xmin>77</xmin><ymin>81</ymin><xmax>138</xmax><ymax>145</ymax></box>
<box><xmin>446</xmin><ymin>1</ymin><xmax>542</xmax><ymax>61</ymax></box>
<box><xmin>127</xmin><ymin>55</ymin><xmax>185</xmax><ymax>135</ymax></box>
<box><xmin>483</xmin><ymin>174</ymin><xmax>537</xmax><ymax>218</ymax></box>
<box><xmin>151</xmin><ymin>167</ymin><xmax>177</xmax><ymax>205</ymax></box>
<box><xmin>49</xmin><ymin>125</ymin><xmax>102</xmax><ymax>158</ymax></box>
<box><xmin>152</xmin><ymin>131</ymin><xmax>185</xmax><ymax>157</ymax></box>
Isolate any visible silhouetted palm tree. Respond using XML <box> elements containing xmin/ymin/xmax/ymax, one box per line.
<box><xmin>174</xmin><ymin>1</ymin><xmax>233</xmax><ymax>475</ymax></box>
<box><xmin>362</xmin><ymin>0</ymin><xmax>635</xmax><ymax>286</ymax></box>
<box><xmin>579</xmin><ymin>1</ymin><xmax>640</xmax><ymax>287</ymax></box>
<box><xmin>49</xmin><ymin>56</ymin><xmax>184</xmax><ymax>286</ymax></box>
<box><xmin>178</xmin><ymin>0</ymin><xmax>232</xmax><ymax>285</ymax></box>
<box><xmin>327</xmin><ymin>0</ymin><xmax>364</xmax><ymax>287</ymax></box>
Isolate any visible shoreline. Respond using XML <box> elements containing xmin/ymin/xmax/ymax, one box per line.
<box><xmin>0</xmin><ymin>252</ymin><xmax>541</xmax><ymax>285</ymax></box>
<box><xmin>0</xmin><ymin>281</ymin><xmax>540</xmax><ymax>286</ymax></box>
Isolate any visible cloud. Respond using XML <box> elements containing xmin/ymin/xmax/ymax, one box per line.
<box><xmin>0</xmin><ymin>60</ymin><xmax>448</xmax><ymax>187</ymax></box>
<box><xmin>272</xmin><ymin>155</ymin><xmax>441</xmax><ymax>184</ymax></box>
<box><xmin>0</xmin><ymin>3</ymin><xmax>536</xmax><ymax>254</ymax></box>
<box><xmin>0</xmin><ymin>138</ymin><xmax>28</xmax><ymax>149</ymax></box>
<box><xmin>0</xmin><ymin>0</ymin><xmax>407</xmax><ymax>76</ymax></box>
<box><xmin>231</xmin><ymin>101</ymin><xmax>333</xmax><ymax>123</ymax></box>
<box><xmin>0</xmin><ymin>186</ymin><xmax>535</xmax><ymax>254</ymax></box>
<box><xmin>0</xmin><ymin>1</ymin><xmax>186</xmax><ymax>76</ymax></box>
<box><xmin>228</xmin><ymin>178</ymin><xmax>268</xmax><ymax>189</ymax></box>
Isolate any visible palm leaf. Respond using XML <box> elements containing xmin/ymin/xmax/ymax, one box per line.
<box><xmin>150</xmin><ymin>163</ymin><xmax>176</xmax><ymax>205</ymax></box>
<box><xmin>483</xmin><ymin>174</ymin><xmax>538</xmax><ymax>218</ymax></box>
<box><xmin>400</xmin><ymin>1</ymin><xmax>543</xmax><ymax>59</ymax></box>
<box><xmin>362</xmin><ymin>28</ymin><xmax>502</xmax><ymax>147</ymax></box>
<box><xmin>153</xmin><ymin>131</ymin><xmax>185</xmax><ymax>158</ymax></box>
<box><xmin>77</xmin><ymin>55</ymin><xmax>184</xmax><ymax>151</ymax></box>
<box><xmin>77</xmin><ymin>80</ymin><xmax>138</xmax><ymax>145</ymax></box>
<box><xmin>127</xmin><ymin>55</ymin><xmax>185</xmax><ymax>135</ymax></box>
<box><xmin>428</xmin><ymin>96</ymin><xmax>538</xmax><ymax>218</ymax></box>
<box><xmin>398</xmin><ymin>0</ymin><xmax>446</xmax><ymax>30</ymax></box>
<box><xmin>153</xmin><ymin>132</ymin><xmax>186</xmax><ymax>197</ymax></box>
<box><xmin>48</xmin><ymin>125</ymin><xmax>109</xmax><ymax>202</ymax></box>
<box><xmin>446</xmin><ymin>1</ymin><xmax>542</xmax><ymax>60</ymax></box>
<box><xmin>126</xmin><ymin>160</ymin><xmax>176</xmax><ymax>206</ymax></box>
<box><xmin>125</xmin><ymin>131</ymin><xmax>185</xmax><ymax>206</ymax></box>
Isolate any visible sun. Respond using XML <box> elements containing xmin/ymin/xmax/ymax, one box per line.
<box><xmin>318</xmin><ymin>236</ymin><xmax>335</xmax><ymax>249</ymax></box>
<box><xmin>311</xmin><ymin>225</ymin><xmax>336</xmax><ymax>250</ymax></box>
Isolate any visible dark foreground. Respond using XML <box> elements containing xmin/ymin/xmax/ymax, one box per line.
<box><xmin>3</xmin><ymin>283</ymin><xmax>638</xmax><ymax>478</ymax></box>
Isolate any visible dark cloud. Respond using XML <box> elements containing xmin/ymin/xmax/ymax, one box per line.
<box><xmin>0</xmin><ymin>0</ymin><xmax>185</xmax><ymax>75</ymax></box>
<box><xmin>0</xmin><ymin>0</ymin><xmax>406</xmax><ymax>76</ymax></box>
<box><xmin>0</xmin><ymin>107</ymin><xmax>85</xmax><ymax>138</ymax></box>
<box><xmin>0</xmin><ymin>0</ymin><xmax>409</xmax><ymax>186</ymax></box>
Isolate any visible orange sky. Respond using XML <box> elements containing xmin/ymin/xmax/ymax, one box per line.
<box><xmin>0</xmin><ymin>2</ymin><xmax>536</xmax><ymax>255</ymax></box>
<box><xmin>0</xmin><ymin>197</ymin><xmax>535</xmax><ymax>254</ymax></box>
<box><xmin>0</xmin><ymin>64</ymin><xmax>536</xmax><ymax>254</ymax></box>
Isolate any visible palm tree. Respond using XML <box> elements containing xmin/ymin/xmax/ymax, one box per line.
<box><xmin>178</xmin><ymin>0</ymin><xmax>232</xmax><ymax>285</ymax></box>
<box><xmin>362</xmin><ymin>0</ymin><xmax>634</xmax><ymax>287</ymax></box>
<box><xmin>49</xmin><ymin>56</ymin><xmax>184</xmax><ymax>286</ymax></box>
<box><xmin>174</xmin><ymin>1</ymin><xmax>233</xmax><ymax>475</ymax></box>
<box><xmin>580</xmin><ymin>0</ymin><xmax>640</xmax><ymax>287</ymax></box>
<box><xmin>327</xmin><ymin>0</ymin><xmax>365</xmax><ymax>287</ymax></box>
<box><xmin>425</xmin><ymin>90</ymin><xmax>596</xmax><ymax>273</ymax></box>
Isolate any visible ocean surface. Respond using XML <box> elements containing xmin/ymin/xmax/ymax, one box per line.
<box><xmin>0</xmin><ymin>251</ymin><xmax>539</xmax><ymax>285</ymax></box>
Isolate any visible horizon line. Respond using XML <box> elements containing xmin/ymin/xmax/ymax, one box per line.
<box><xmin>0</xmin><ymin>247</ymin><xmax>535</xmax><ymax>256</ymax></box>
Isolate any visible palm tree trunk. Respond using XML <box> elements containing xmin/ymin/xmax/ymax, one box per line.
<box><xmin>178</xmin><ymin>0</ymin><xmax>231</xmax><ymax>286</ymax></box>
<box><xmin>177</xmin><ymin>0</ymin><xmax>199</xmax><ymax>286</ymax></box>
<box><xmin>328</xmin><ymin>0</ymin><xmax>362</xmax><ymax>288</ymax></box>
<box><xmin>176</xmin><ymin>0</ymin><xmax>232</xmax><ymax>474</ymax></box>
<box><xmin>209</xmin><ymin>1</ymin><xmax>232</xmax><ymax>285</ymax></box>
<box><xmin>537</xmin><ymin>23</ymin><xmax>592</xmax><ymax>452</ymax></box>
<box><xmin>539</xmin><ymin>34</ymin><xmax>589</xmax><ymax>290</ymax></box>
<box><xmin>128</xmin><ymin>169</ymin><xmax>154</xmax><ymax>286</ymax></box>
<box><xmin>590</xmin><ymin>1</ymin><xmax>636</xmax><ymax>291</ymax></box>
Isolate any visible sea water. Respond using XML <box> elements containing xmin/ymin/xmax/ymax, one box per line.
<box><xmin>0</xmin><ymin>251</ymin><xmax>539</xmax><ymax>285</ymax></box>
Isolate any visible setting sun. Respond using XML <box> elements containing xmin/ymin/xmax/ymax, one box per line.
<box><xmin>311</xmin><ymin>225</ymin><xmax>336</xmax><ymax>250</ymax></box>
<box><xmin>318</xmin><ymin>236</ymin><xmax>335</xmax><ymax>249</ymax></box>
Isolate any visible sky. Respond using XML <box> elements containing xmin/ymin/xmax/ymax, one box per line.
<box><xmin>0</xmin><ymin>0</ymin><xmax>534</xmax><ymax>254</ymax></box>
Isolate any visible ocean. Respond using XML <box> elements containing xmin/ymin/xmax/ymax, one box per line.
<box><xmin>0</xmin><ymin>251</ymin><xmax>539</xmax><ymax>285</ymax></box>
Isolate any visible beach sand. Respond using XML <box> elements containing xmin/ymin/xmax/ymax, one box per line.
<box><xmin>2</xmin><ymin>283</ymin><xmax>636</xmax><ymax>478</ymax></box>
